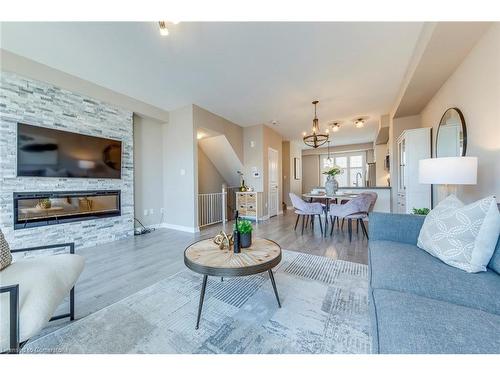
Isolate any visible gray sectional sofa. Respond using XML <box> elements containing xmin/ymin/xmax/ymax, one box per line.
<box><xmin>368</xmin><ymin>212</ymin><xmax>500</xmax><ymax>354</ymax></box>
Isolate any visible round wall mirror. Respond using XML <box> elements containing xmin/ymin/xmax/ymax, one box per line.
<box><xmin>436</xmin><ymin>107</ymin><xmax>467</xmax><ymax>157</ymax></box>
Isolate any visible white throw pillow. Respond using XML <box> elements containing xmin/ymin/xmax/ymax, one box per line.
<box><xmin>417</xmin><ymin>194</ymin><xmax>500</xmax><ymax>273</ymax></box>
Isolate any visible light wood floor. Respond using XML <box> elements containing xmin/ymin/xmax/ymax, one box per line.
<box><xmin>65</xmin><ymin>210</ymin><xmax>368</xmax><ymax>320</ymax></box>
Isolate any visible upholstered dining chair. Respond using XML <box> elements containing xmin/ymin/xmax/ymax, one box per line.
<box><xmin>328</xmin><ymin>194</ymin><xmax>372</xmax><ymax>241</ymax></box>
<box><xmin>289</xmin><ymin>193</ymin><xmax>325</xmax><ymax>235</ymax></box>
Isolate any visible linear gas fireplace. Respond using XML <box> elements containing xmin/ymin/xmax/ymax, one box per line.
<box><xmin>14</xmin><ymin>190</ymin><xmax>121</xmax><ymax>230</ymax></box>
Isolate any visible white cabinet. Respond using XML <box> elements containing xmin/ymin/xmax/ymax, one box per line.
<box><xmin>396</xmin><ymin>128</ymin><xmax>432</xmax><ymax>214</ymax></box>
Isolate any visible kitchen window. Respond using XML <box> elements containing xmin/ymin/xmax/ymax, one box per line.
<box><xmin>320</xmin><ymin>151</ymin><xmax>366</xmax><ymax>187</ymax></box>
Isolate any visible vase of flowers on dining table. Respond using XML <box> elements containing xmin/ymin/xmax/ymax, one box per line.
<box><xmin>323</xmin><ymin>166</ymin><xmax>343</xmax><ymax>196</ymax></box>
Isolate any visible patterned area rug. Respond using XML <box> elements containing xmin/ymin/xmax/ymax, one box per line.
<box><xmin>24</xmin><ymin>250</ymin><xmax>371</xmax><ymax>354</ymax></box>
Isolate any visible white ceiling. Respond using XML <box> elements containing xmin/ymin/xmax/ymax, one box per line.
<box><xmin>0</xmin><ymin>22</ymin><xmax>424</xmax><ymax>146</ymax></box>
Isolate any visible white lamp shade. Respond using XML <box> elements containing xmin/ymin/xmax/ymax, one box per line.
<box><xmin>419</xmin><ymin>157</ymin><xmax>477</xmax><ymax>185</ymax></box>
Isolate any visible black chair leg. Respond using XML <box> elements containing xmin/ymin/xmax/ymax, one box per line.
<box><xmin>311</xmin><ymin>215</ymin><xmax>314</xmax><ymax>229</ymax></box>
<box><xmin>348</xmin><ymin>219</ymin><xmax>352</xmax><ymax>242</ymax></box>
<box><xmin>330</xmin><ymin>216</ymin><xmax>334</xmax><ymax>236</ymax></box>
<box><xmin>356</xmin><ymin>219</ymin><xmax>359</xmax><ymax>234</ymax></box>
<box><xmin>294</xmin><ymin>214</ymin><xmax>300</xmax><ymax>230</ymax></box>
<box><xmin>318</xmin><ymin>215</ymin><xmax>323</xmax><ymax>235</ymax></box>
<box><xmin>301</xmin><ymin>215</ymin><xmax>305</xmax><ymax>235</ymax></box>
<box><xmin>342</xmin><ymin>218</ymin><xmax>345</xmax><ymax>230</ymax></box>
<box><xmin>337</xmin><ymin>216</ymin><xmax>340</xmax><ymax>228</ymax></box>
<box><xmin>360</xmin><ymin>219</ymin><xmax>369</xmax><ymax>239</ymax></box>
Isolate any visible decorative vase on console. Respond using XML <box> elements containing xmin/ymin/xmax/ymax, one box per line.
<box><xmin>322</xmin><ymin>166</ymin><xmax>343</xmax><ymax>196</ymax></box>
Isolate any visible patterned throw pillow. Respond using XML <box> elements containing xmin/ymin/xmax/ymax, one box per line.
<box><xmin>0</xmin><ymin>229</ymin><xmax>13</xmax><ymax>271</ymax></box>
<box><xmin>417</xmin><ymin>195</ymin><xmax>500</xmax><ymax>273</ymax></box>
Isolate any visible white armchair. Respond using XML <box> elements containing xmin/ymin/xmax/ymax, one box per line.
<box><xmin>0</xmin><ymin>242</ymin><xmax>84</xmax><ymax>353</ymax></box>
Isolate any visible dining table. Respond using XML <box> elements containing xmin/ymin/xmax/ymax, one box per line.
<box><xmin>302</xmin><ymin>192</ymin><xmax>360</xmax><ymax>237</ymax></box>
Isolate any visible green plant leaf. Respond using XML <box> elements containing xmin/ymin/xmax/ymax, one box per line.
<box><xmin>235</xmin><ymin>219</ymin><xmax>253</xmax><ymax>234</ymax></box>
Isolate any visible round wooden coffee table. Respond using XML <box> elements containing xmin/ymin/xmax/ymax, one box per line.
<box><xmin>184</xmin><ymin>237</ymin><xmax>282</xmax><ymax>329</ymax></box>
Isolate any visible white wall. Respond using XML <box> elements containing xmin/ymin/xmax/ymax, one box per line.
<box><xmin>421</xmin><ymin>24</ymin><xmax>500</xmax><ymax>203</ymax></box>
<box><xmin>133</xmin><ymin>114</ymin><xmax>165</xmax><ymax>227</ymax></box>
<box><xmin>389</xmin><ymin>114</ymin><xmax>422</xmax><ymax>211</ymax></box>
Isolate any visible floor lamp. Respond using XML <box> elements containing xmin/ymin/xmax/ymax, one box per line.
<box><xmin>419</xmin><ymin>157</ymin><xmax>478</xmax><ymax>206</ymax></box>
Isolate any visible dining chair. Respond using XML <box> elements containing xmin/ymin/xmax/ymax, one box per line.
<box><xmin>328</xmin><ymin>194</ymin><xmax>372</xmax><ymax>241</ymax></box>
<box><xmin>289</xmin><ymin>193</ymin><xmax>325</xmax><ymax>235</ymax></box>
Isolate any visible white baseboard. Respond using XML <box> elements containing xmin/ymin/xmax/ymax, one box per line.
<box><xmin>146</xmin><ymin>223</ymin><xmax>166</xmax><ymax>230</ymax></box>
<box><xmin>157</xmin><ymin>223</ymin><xmax>200</xmax><ymax>233</ymax></box>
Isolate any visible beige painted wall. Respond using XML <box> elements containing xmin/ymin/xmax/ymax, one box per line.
<box><xmin>243</xmin><ymin>125</ymin><xmax>264</xmax><ymax>192</ymax></box>
<box><xmin>420</xmin><ymin>23</ymin><xmax>500</xmax><ymax>203</ymax></box>
<box><xmin>197</xmin><ymin>145</ymin><xmax>228</xmax><ymax>193</ymax></box>
<box><xmin>133</xmin><ymin>115</ymin><xmax>165</xmax><ymax>227</ymax></box>
<box><xmin>193</xmin><ymin>105</ymin><xmax>244</xmax><ymax>163</ymax></box>
<box><xmin>263</xmin><ymin>125</ymin><xmax>283</xmax><ymax>215</ymax></box>
<box><xmin>162</xmin><ymin>105</ymin><xmax>198</xmax><ymax>231</ymax></box>
<box><xmin>1</xmin><ymin>50</ymin><xmax>172</xmax><ymax>230</ymax></box>
<box><xmin>374</xmin><ymin>143</ymin><xmax>389</xmax><ymax>186</ymax></box>
<box><xmin>241</xmin><ymin>125</ymin><xmax>283</xmax><ymax>217</ymax></box>
<box><xmin>302</xmin><ymin>155</ymin><xmax>320</xmax><ymax>193</ymax></box>
<box><xmin>301</xmin><ymin>143</ymin><xmax>375</xmax><ymax>193</ymax></box>
<box><xmin>302</xmin><ymin>142</ymin><xmax>373</xmax><ymax>156</ymax></box>
<box><xmin>282</xmin><ymin>140</ymin><xmax>303</xmax><ymax>207</ymax></box>
<box><xmin>0</xmin><ymin>50</ymin><xmax>169</xmax><ymax>122</ymax></box>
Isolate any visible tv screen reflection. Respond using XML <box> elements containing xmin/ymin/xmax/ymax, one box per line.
<box><xmin>17</xmin><ymin>123</ymin><xmax>122</xmax><ymax>179</ymax></box>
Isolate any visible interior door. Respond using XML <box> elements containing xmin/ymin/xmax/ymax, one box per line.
<box><xmin>268</xmin><ymin>147</ymin><xmax>279</xmax><ymax>217</ymax></box>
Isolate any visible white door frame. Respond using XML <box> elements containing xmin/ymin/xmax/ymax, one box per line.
<box><xmin>268</xmin><ymin>147</ymin><xmax>279</xmax><ymax>218</ymax></box>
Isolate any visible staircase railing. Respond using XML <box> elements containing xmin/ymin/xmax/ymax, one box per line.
<box><xmin>198</xmin><ymin>185</ymin><xmax>240</xmax><ymax>228</ymax></box>
<box><xmin>198</xmin><ymin>191</ymin><xmax>227</xmax><ymax>228</ymax></box>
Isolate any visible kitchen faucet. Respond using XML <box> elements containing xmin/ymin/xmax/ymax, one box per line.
<box><xmin>354</xmin><ymin>172</ymin><xmax>363</xmax><ymax>187</ymax></box>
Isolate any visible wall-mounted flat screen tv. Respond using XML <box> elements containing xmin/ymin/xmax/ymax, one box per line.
<box><xmin>17</xmin><ymin>123</ymin><xmax>122</xmax><ymax>179</ymax></box>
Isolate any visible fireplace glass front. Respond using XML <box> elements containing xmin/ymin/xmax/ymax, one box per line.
<box><xmin>14</xmin><ymin>190</ymin><xmax>121</xmax><ymax>229</ymax></box>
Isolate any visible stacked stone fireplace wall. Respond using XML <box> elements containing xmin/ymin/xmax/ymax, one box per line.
<box><xmin>0</xmin><ymin>72</ymin><xmax>134</xmax><ymax>249</ymax></box>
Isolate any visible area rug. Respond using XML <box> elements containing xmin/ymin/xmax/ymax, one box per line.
<box><xmin>24</xmin><ymin>250</ymin><xmax>371</xmax><ymax>354</ymax></box>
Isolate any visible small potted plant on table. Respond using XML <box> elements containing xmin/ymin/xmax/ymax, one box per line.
<box><xmin>236</xmin><ymin>219</ymin><xmax>253</xmax><ymax>248</ymax></box>
<box><xmin>412</xmin><ymin>208</ymin><xmax>430</xmax><ymax>216</ymax></box>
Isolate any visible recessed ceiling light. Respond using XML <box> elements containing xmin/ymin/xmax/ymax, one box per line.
<box><xmin>158</xmin><ymin>21</ymin><xmax>169</xmax><ymax>36</ymax></box>
<box><xmin>355</xmin><ymin>118</ymin><xmax>365</xmax><ymax>128</ymax></box>
<box><xmin>330</xmin><ymin>122</ymin><xmax>341</xmax><ymax>132</ymax></box>
<box><xmin>271</xmin><ymin>120</ymin><xmax>278</xmax><ymax>126</ymax></box>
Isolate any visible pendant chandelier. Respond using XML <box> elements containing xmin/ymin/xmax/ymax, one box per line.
<box><xmin>303</xmin><ymin>100</ymin><xmax>329</xmax><ymax>148</ymax></box>
<box><xmin>325</xmin><ymin>140</ymin><xmax>334</xmax><ymax>168</ymax></box>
